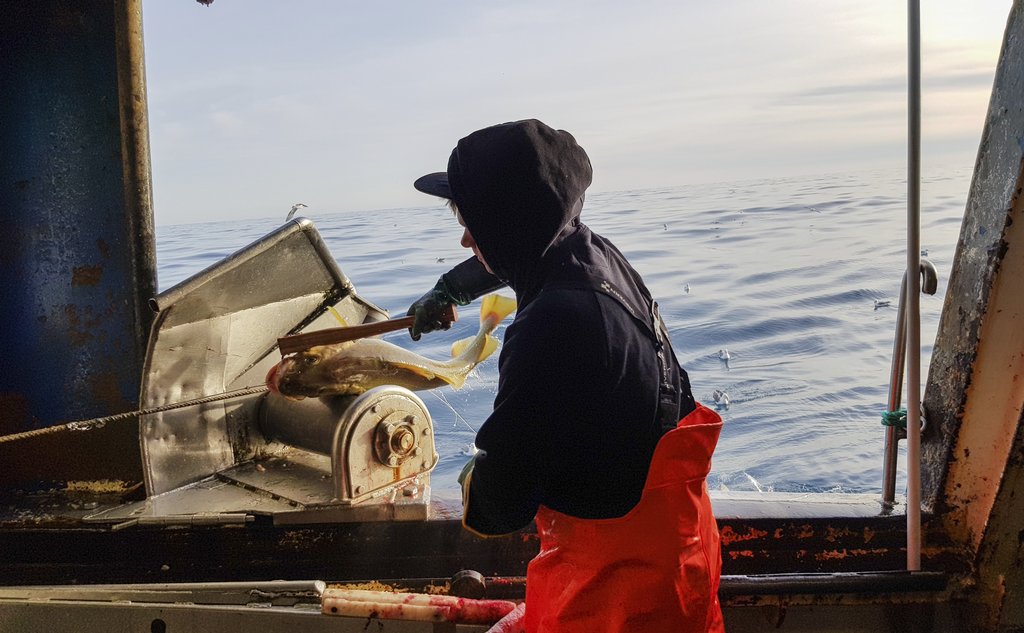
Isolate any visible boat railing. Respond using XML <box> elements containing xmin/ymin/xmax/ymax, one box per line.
<box><xmin>881</xmin><ymin>259</ymin><xmax>938</xmax><ymax>510</ymax></box>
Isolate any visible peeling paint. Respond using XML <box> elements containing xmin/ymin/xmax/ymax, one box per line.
<box><xmin>824</xmin><ymin>526</ymin><xmax>858</xmax><ymax>543</ymax></box>
<box><xmin>720</xmin><ymin>525</ymin><xmax>769</xmax><ymax>546</ymax></box>
<box><xmin>88</xmin><ymin>370</ymin><xmax>132</xmax><ymax>413</ymax></box>
<box><xmin>71</xmin><ymin>265</ymin><xmax>102</xmax><ymax>286</ymax></box>
<box><xmin>814</xmin><ymin>548</ymin><xmax>889</xmax><ymax>561</ymax></box>
<box><xmin>0</xmin><ymin>393</ymin><xmax>32</xmax><ymax>435</ymax></box>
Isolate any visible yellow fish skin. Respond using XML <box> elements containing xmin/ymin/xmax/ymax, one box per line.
<box><xmin>266</xmin><ymin>294</ymin><xmax>516</xmax><ymax>399</ymax></box>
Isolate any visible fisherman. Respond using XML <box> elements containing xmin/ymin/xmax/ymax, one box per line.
<box><xmin>408</xmin><ymin>119</ymin><xmax>724</xmax><ymax>633</ymax></box>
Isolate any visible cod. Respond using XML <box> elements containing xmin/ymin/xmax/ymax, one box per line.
<box><xmin>266</xmin><ymin>294</ymin><xmax>517</xmax><ymax>399</ymax></box>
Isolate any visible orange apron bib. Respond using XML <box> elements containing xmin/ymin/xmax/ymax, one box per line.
<box><xmin>523</xmin><ymin>403</ymin><xmax>724</xmax><ymax>633</ymax></box>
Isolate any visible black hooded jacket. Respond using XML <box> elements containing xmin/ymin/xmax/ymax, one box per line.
<box><xmin>448</xmin><ymin>120</ymin><xmax>696</xmax><ymax>536</ymax></box>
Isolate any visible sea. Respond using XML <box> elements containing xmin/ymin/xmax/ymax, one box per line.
<box><xmin>155</xmin><ymin>167</ymin><xmax>972</xmax><ymax>502</ymax></box>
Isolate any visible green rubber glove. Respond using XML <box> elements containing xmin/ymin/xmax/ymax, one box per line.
<box><xmin>407</xmin><ymin>276</ymin><xmax>464</xmax><ymax>342</ymax></box>
<box><xmin>407</xmin><ymin>257</ymin><xmax>504</xmax><ymax>341</ymax></box>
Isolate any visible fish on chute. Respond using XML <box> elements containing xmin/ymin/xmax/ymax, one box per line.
<box><xmin>266</xmin><ymin>294</ymin><xmax>517</xmax><ymax>399</ymax></box>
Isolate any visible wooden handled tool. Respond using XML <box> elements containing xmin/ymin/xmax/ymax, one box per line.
<box><xmin>277</xmin><ymin>304</ymin><xmax>458</xmax><ymax>355</ymax></box>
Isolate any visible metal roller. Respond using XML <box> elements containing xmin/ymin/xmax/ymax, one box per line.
<box><xmin>259</xmin><ymin>386</ymin><xmax>438</xmax><ymax>504</ymax></box>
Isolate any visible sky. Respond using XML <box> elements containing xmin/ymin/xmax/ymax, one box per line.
<box><xmin>141</xmin><ymin>0</ymin><xmax>1014</xmax><ymax>226</ymax></box>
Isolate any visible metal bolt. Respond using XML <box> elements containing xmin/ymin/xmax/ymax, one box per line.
<box><xmin>398</xmin><ymin>431</ymin><xmax>414</xmax><ymax>451</ymax></box>
<box><xmin>414</xmin><ymin>447</ymin><xmax>422</xmax><ymax>456</ymax></box>
<box><xmin>422</xmin><ymin>427</ymin><xmax>431</xmax><ymax>436</ymax></box>
<box><xmin>371</xmin><ymin>405</ymin><xmax>380</xmax><ymax>414</ymax></box>
<box><xmin>385</xmin><ymin>423</ymin><xmax>396</xmax><ymax>434</ymax></box>
<box><xmin>388</xmin><ymin>455</ymin><xmax>399</xmax><ymax>466</ymax></box>
<box><xmin>355</xmin><ymin>485</ymin><xmax>363</xmax><ymax>494</ymax></box>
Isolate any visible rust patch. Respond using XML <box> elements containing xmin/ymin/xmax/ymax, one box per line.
<box><xmin>824</xmin><ymin>526</ymin><xmax>857</xmax><ymax>543</ymax></box>
<box><xmin>720</xmin><ymin>525</ymin><xmax>769</xmax><ymax>546</ymax></box>
<box><xmin>62</xmin><ymin>304</ymin><xmax>91</xmax><ymax>346</ymax></box>
<box><xmin>815</xmin><ymin>549</ymin><xmax>849</xmax><ymax>561</ymax></box>
<box><xmin>72</xmin><ymin>265</ymin><xmax>103</xmax><ymax>286</ymax></box>
<box><xmin>728</xmin><ymin>550</ymin><xmax>756</xmax><ymax>560</ymax></box>
<box><xmin>797</xmin><ymin>524</ymin><xmax>815</xmax><ymax>539</ymax></box>
<box><xmin>61</xmin><ymin>300</ymin><xmax>118</xmax><ymax>347</ymax></box>
<box><xmin>0</xmin><ymin>392</ymin><xmax>32</xmax><ymax>435</ymax></box>
<box><xmin>814</xmin><ymin>548</ymin><xmax>889</xmax><ymax>561</ymax></box>
<box><xmin>88</xmin><ymin>371</ymin><xmax>133</xmax><ymax>414</ymax></box>
<box><xmin>863</xmin><ymin>526</ymin><xmax>876</xmax><ymax>544</ymax></box>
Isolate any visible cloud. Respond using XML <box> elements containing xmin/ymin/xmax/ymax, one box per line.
<box><xmin>142</xmin><ymin>0</ymin><xmax>1010</xmax><ymax>225</ymax></box>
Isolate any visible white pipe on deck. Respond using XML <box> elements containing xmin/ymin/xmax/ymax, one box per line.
<box><xmin>906</xmin><ymin>0</ymin><xmax>923</xmax><ymax>571</ymax></box>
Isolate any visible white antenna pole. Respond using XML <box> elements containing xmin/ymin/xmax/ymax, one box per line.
<box><xmin>906</xmin><ymin>0</ymin><xmax>923</xmax><ymax>571</ymax></box>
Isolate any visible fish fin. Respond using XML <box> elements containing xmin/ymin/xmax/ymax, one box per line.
<box><xmin>390</xmin><ymin>359</ymin><xmax>469</xmax><ymax>388</ymax></box>
<box><xmin>445</xmin><ymin>373</ymin><xmax>468</xmax><ymax>389</ymax></box>
<box><xmin>387</xmin><ymin>361</ymin><xmax>438</xmax><ymax>381</ymax></box>
<box><xmin>397</xmin><ymin>358</ymin><xmax>465</xmax><ymax>389</ymax></box>
<box><xmin>477</xmin><ymin>335</ymin><xmax>499</xmax><ymax>362</ymax></box>
<box><xmin>450</xmin><ymin>334</ymin><xmax>499</xmax><ymax>363</ymax></box>
<box><xmin>450</xmin><ymin>336</ymin><xmax>475</xmax><ymax>358</ymax></box>
<box><xmin>477</xmin><ymin>292</ymin><xmax>516</xmax><ymax>327</ymax></box>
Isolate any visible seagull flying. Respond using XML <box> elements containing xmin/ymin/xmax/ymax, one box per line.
<box><xmin>286</xmin><ymin>203</ymin><xmax>308</xmax><ymax>221</ymax></box>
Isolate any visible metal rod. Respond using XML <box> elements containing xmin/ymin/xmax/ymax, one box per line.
<box><xmin>881</xmin><ymin>274</ymin><xmax>909</xmax><ymax>509</ymax></box>
<box><xmin>881</xmin><ymin>261</ymin><xmax>938</xmax><ymax>509</ymax></box>
<box><xmin>114</xmin><ymin>0</ymin><xmax>158</xmax><ymax>343</ymax></box>
<box><xmin>906</xmin><ymin>0</ymin><xmax>923</xmax><ymax>571</ymax></box>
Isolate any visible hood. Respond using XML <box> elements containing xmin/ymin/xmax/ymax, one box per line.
<box><xmin>446</xmin><ymin>119</ymin><xmax>593</xmax><ymax>290</ymax></box>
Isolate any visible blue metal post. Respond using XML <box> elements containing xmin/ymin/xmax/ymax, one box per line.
<box><xmin>0</xmin><ymin>1</ymin><xmax>155</xmax><ymax>486</ymax></box>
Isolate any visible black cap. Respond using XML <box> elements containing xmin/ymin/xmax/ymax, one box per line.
<box><xmin>413</xmin><ymin>172</ymin><xmax>452</xmax><ymax>199</ymax></box>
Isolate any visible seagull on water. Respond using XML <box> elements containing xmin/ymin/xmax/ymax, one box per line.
<box><xmin>712</xmin><ymin>389</ymin><xmax>731</xmax><ymax>410</ymax></box>
<box><xmin>287</xmin><ymin>203</ymin><xmax>308</xmax><ymax>221</ymax></box>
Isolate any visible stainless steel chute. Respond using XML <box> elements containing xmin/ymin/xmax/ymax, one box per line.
<box><xmin>85</xmin><ymin>218</ymin><xmax>438</xmax><ymax>527</ymax></box>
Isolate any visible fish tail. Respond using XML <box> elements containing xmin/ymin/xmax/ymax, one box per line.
<box><xmin>451</xmin><ymin>334</ymin><xmax>499</xmax><ymax>363</ymax></box>
<box><xmin>479</xmin><ymin>294</ymin><xmax>517</xmax><ymax>332</ymax></box>
<box><xmin>445</xmin><ymin>374</ymin><xmax>468</xmax><ymax>389</ymax></box>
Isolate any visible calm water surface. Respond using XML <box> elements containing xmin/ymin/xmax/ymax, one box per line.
<box><xmin>155</xmin><ymin>168</ymin><xmax>971</xmax><ymax>501</ymax></box>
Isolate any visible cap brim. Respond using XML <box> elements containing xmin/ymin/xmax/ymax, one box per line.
<box><xmin>414</xmin><ymin>172</ymin><xmax>452</xmax><ymax>199</ymax></box>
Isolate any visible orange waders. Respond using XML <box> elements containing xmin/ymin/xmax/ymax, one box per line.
<box><xmin>523</xmin><ymin>403</ymin><xmax>724</xmax><ymax>633</ymax></box>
